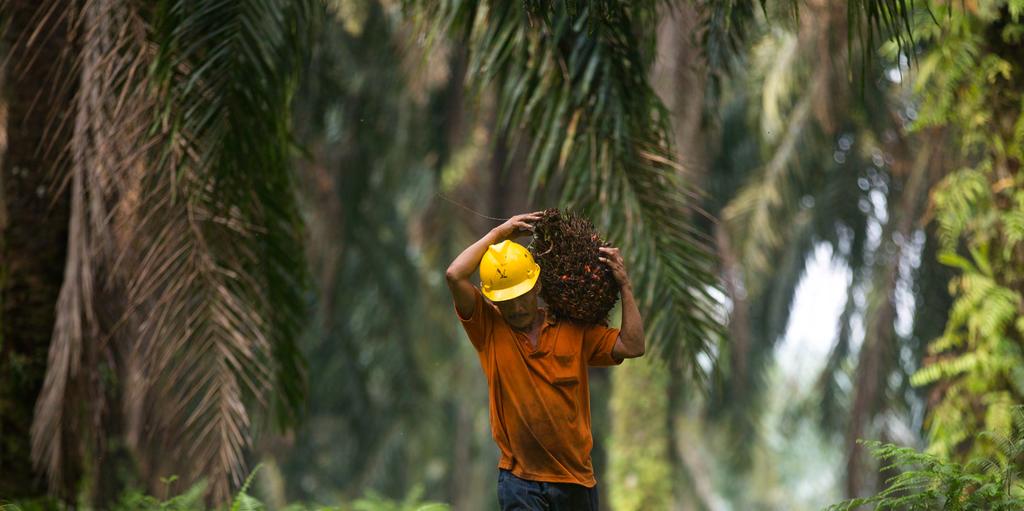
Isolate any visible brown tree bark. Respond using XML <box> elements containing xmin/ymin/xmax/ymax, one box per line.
<box><xmin>0</xmin><ymin>0</ymin><xmax>74</xmax><ymax>499</ymax></box>
<box><xmin>651</xmin><ymin>5</ymin><xmax>722</xmax><ymax>509</ymax></box>
<box><xmin>845</xmin><ymin>136</ymin><xmax>943</xmax><ymax>497</ymax></box>
<box><xmin>652</xmin><ymin>2</ymin><xmax>711</xmax><ymax>187</ymax></box>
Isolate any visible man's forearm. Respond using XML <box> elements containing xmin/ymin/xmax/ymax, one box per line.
<box><xmin>446</xmin><ymin>228</ymin><xmax>505</xmax><ymax>281</ymax></box>
<box><xmin>618</xmin><ymin>284</ymin><xmax>645</xmax><ymax>356</ymax></box>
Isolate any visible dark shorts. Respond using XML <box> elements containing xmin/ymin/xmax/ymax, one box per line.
<box><xmin>497</xmin><ymin>469</ymin><xmax>599</xmax><ymax>511</ymax></box>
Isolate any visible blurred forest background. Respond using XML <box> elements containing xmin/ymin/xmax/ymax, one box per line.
<box><xmin>2</xmin><ymin>0</ymin><xmax>1024</xmax><ymax>509</ymax></box>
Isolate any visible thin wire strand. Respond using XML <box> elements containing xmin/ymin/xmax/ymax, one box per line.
<box><xmin>435</xmin><ymin>192</ymin><xmax>510</xmax><ymax>222</ymax></box>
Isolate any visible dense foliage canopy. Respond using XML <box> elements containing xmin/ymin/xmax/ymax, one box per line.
<box><xmin>2</xmin><ymin>0</ymin><xmax>1023</xmax><ymax>509</ymax></box>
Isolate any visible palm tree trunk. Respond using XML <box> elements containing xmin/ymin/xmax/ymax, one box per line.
<box><xmin>652</xmin><ymin>2</ymin><xmax>710</xmax><ymax>186</ymax></box>
<box><xmin>0</xmin><ymin>0</ymin><xmax>74</xmax><ymax>499</ymax></box>
<box><xmin>845</xmin><ymin>136</ymin><xmax>942</xmax><ymax>497</ymax></box>
<box><xmin>647</xmin><ymin>4</ymin><xmax>720</xmax><ymax>507</ymax></box>
<box><xmin>608</xmin><ymin>357</ymin><xmax>673</xmax><ymax>511</ymax></box>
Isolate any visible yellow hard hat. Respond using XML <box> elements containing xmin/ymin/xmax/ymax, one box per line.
<box><xmin>479</xmin><ymin>240</ymin><xmax>541</xmax><ymax>302</ymax></box>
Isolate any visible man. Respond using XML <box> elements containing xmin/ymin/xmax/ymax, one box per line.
<box><xmin>445</xmin><ymin>211</ymin><xmax>645</xmax><ymax>511</ymax></box>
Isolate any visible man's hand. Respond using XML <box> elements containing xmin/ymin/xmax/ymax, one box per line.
<box><xmin>598</xmin><ymin>246</ymin><xmax>631</xmax><ymax>290</ymax></box>
<box><xmin>494</xmin><ymin>211</ymin><xmax>544</xmax><ymax>241</ymax></box>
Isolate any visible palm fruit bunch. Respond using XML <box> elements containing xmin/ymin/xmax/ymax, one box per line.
<box><xmin>529</xmin><ymin>208</ymin><xmax>619</xmax><ymax>324</ymax></box>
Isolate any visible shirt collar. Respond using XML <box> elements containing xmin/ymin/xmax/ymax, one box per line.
<box><xmin>541</xmin><ymin>307</ymin><xmax>558</xmax><ymax>326</ymax></box>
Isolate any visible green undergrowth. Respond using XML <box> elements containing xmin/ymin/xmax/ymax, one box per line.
<box><xmin>1</xmin><ymin>467</ymin><xmax>448</xmax><ymax>511</ymax></box>
<box><xmin>827</xmin><ymin>408</ymin><xmax>1024</xmax><ymax>510</ymax></box>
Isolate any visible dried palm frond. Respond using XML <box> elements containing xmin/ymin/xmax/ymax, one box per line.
<box><xmin>30</xmin><ymin>0</ymin><xmax>156</xmax><ymax>496</ymax></box>
<box><xmin>23</xmin><ymin>0</ymin><xmax>313</xmax><ymax>505</ymax></box>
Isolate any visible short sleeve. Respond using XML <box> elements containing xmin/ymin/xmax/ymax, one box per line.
<box><xmin>456</xmin><ymin>287</ymin><xmax>498</xmax><ymax>351</ymax></box>
<box><xmin>583</xmin><ymin>323</ymin><xmax>622</xmax><ymax>366</ymax></box>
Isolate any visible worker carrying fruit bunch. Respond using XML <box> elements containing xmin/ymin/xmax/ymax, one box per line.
<box><xmin>445</xmin><ymin>209</ymin><xmax>645</xmax><ymax>511</ymax></box>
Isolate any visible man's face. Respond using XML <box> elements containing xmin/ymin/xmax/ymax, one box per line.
<box><xmin>495</xmin><ymin>283</ymin><xmax>541</xmax><ymax>331</ymax></box>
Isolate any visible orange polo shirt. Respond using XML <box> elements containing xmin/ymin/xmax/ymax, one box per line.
<box><xmin>456</xmin><ymin>287</ymin><xmax>622</xmax><ymax>487</ymax></box>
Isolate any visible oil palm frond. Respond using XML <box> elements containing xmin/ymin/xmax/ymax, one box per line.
<box><xmin>410</xmin><ymin>0</ymin><xmax>724</xmax><ymax>377</ymax></box>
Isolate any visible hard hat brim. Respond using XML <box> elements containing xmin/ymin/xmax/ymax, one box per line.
<box><xmin>482</xmin><ymin>267</ymin><xmax>540</xmax><ymax>302</ymax></box>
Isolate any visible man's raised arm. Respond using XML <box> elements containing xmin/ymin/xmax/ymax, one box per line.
<box><xmin>599</xmin><ymin>246</ymin><xmax>645</xmax><ymax>359</ymax></box>
<box><xmin>445</xmin><ymin>211</ymin><xmax>543</xmax><ymax>318</ymax></box>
